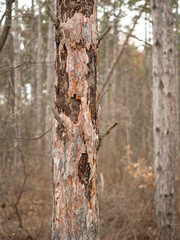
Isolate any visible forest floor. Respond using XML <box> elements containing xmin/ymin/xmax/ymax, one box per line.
<box><xmin>0</xmin><ymin>162</ymin><xmax>180</xmax><ymax>240</ymax></box>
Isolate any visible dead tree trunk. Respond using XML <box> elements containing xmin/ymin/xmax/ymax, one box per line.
<box><xmin>151</xmin><ymin>1</ymin><xmax>176</xmax><ymax>239</ymax></box>
<box><xmin>52</xmin><ymin>1</ymin><xmax>99</xmax><ymax>239</ymax></box>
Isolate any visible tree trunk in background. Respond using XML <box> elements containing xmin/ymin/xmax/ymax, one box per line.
<box><xmin>112</xmin><ymin>19</ymin><xmax>118</xmax><ymax>182</ymax></box>
<box><xmin>52</xmin><ymin>1</ymin><xmax>99</xmax><ymax>239</ymax></box>
<box><xmin>143</xmin><ymin>11</ymin><xmax>151</xmax><ymax>162</ymax></box>
<box><xmin>175</xmin><ymin>1</ymin><xmax>179</xmax><ymax>148</ymax></box>
<box><xmin>36</xmin><ymin>0</ymin><xmax>43</xmax><ymax>135</ymax></box>
<box><xmin>151</xmin><ymin>1</ymin><xmax>176</xmax><ymax>239</ymax></box>
<box><xmin>45</xmin><ymin>0</ymin><xmax>55</xmax><ymax>151</ymax></box>
<box><xmin>13</xmin><ymin>0</ymin><xmax>21</xmax><ymax>172</ymax></box>
<box><xmin>30</xmin><ymin>0</ymin><xmax>36</xmax><ymax>130</ymax></box>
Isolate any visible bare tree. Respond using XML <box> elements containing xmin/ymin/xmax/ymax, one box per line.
<box><xmin>52</xmin><ymin>0</ymin><xmax>99</xmax><ymax>239</ymax></box>
<box><xmin>151</xmin><ymin>0</ymin><xmax>176</xmax><ymax>239</ymax></box>
<box><xmin>13</xmin><ymin>0</ymin><xmax>21</xmax><ymax>172</ymax></box>
<box><xmin>36</xmin><ymin>0</ymin><xmax>43</xmax><ymax>136</ymax></box>
<box><xmin>0</xmin><ymin>0</ymin><xmax>14</xmax><ymax>51</ymax></box>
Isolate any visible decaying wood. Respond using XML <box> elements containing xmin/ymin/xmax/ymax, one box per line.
<box><xmin>52</xmin><ymin>1</ymin><xmax>99</xmax><ymax>239</ymax></box>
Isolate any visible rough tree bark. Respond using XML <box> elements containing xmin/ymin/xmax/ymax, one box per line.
<box><xmin>52</xmin><ymin>1</ymin><xmax>99</xmax><ymax>239</ymax></box>
<box><xmin>13</xmin><ymin>0</ymin><xmax>21</xmax><ymax>172</ymax></box>
<box><xmin>151</xmin><ymin>1</ymin><xmax>176</xmax><ymax>239</ymax></box>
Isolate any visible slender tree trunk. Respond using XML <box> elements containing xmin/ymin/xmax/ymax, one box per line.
<box><xmin>52</xmin><ymin>1</ymin><xmax>99</xmax><ymax>239</ymax></box>
<box><xmin>112</xmin><ymin>19</ymin><xmax>118</xmax><ymax>182</ymax></box>
<box><xmin>36</xmin><ymin>0</ymin><xmax>43</xmax><ymax>135</ymax></box>
<box><xmin>30</xmin><ymin>0</ymin><xmax>37</xmax><ymax>130</ymax></box>
<box><xmin>151</xmin><ymin>1</ymin><xmax>176</xmax><ymax>239</ymax></box>
<box><xmin>175</xmin><ymin>0</ymin><xmax>179</xmax><ymax>147</ymax></box>
<box><xmin>13</xmin><ymin>0</ymin><xmax>21</xmax><ymax>172</ymax></box>
<box><xmin>45</xmin><ymin>0</ymin><xmax>55</xmax><ymax>151</ymax></box>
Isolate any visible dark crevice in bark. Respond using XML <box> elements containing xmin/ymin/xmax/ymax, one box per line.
<box><xmin>78</xmin><ymin>152</ymin><xmax>92</xmax><ymax>201</ymax></box>
<box><xmin>86</xmin><ymin>45</ymin><xmax>97</xmax><ymax>123</ymax></box>
<box><xmin>56</xmin><ymin>44</ymin><xmax>81</xmax><ymax>125</ymax></box>
<box><xmin>159</xmin><ymin>80</ymin><xmax>164</xmax><ymax>90</ymax></box>
<box><xmin>70</xmin><ymin>96</ymin><xmax>81</xmax><ymax>123</ymax></box>
<box><xmin>56</xmin><ymin>125</ymin><xmax>65</xmax><ymax>139</ymax></box>
<box><xmin>58</xmin><ymin>0</ymin><xmax>94</xmax><ymax>21</ymax></box>
<box><xmin>56</xmin><ymin>44</ymin><xmax>70</xmax><ymax>115</ymax></box>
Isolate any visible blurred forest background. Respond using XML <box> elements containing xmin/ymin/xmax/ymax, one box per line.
<box><xmin>0</xmin><ymin>0</ymin><xmax>180</xmax><ymax>239</ymax></box>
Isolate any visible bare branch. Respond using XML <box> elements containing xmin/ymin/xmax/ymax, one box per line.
<box><xmin>0</xmin><ymin>0</ymin><xmax>13</xmax><ymax>51</ymax></box>
<box><xmin>0</xmin><ymin>12</ymin><xmax>6</xmax><ymax>26</ymax></box>
<box><xmin>0</xmin><ymin>128</ymin><xmax>52</xmax><ymax>141</ymax></box>
<box><xmin>52</xmin><ymin>107</ymin><xmax>64</xmax><ymax>129</ymax></box>
<box><xmin>98</xmin><ymin>0</ymin><xmax>148</xmax><ymax>101</ymax></box>
<box><xmin>98</xmin><ymin>26</ymin><xmax>112</xmax><ymax>46</ymax></box>
<box><xmin>97</xmin><ymin>121</ymin><xmax>118</xmax><ymax>150</ymax></box>
<box><xmin>0</xmin><ymin>61</ymin><xmax>54</xmax><ymax>75</ymax></box>
<box><xmin>46</xmin><ymin>5</ymin><xmax>59</xmax><ymax>28</ymax></box>
<box><xmin>99</xmin><ymin>121</ymin><xmax>118</xmax><ymax>141</ymax></box>
<box><xmin>119</xmin><ymin>29</ymin><xmax>152</xmax><ymax>47</ymax></box>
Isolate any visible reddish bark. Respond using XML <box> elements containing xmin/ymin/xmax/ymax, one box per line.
<box><xmin>52</xmin><ymin>1</ymin><xmax>99</xmax><ymax>239</ymax></box>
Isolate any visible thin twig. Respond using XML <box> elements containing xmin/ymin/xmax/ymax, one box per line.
<box><xmin>0</xmin><ymin>61</ymin><xmax>54</xmax><ymax>75</ymax></box>
<box><xmin>99</xmin><ymin>121</ymin><xmax>118</xmax><ymax>141</ymax></box>
<box><xmin>98</xmin><ymin>121</ymin><xmax>118</xmax><ymax>150</ymax></box>
<box><xmin>0</xmin><ymin>128</ymin><xmax>52</xmax><ymax>141</ymax></box>
<box><xmin>98</xmin><ymin>0</ymin><xmax>148</xmax><ymax>102</ymax></box>
<box><xmin>98</xmin><ymin>26</ymin><xmax>112</xmax><ymax>46</ymax></box>
<box><xmin>52</xmin><ymin>107</ymin><xmax>64</xmax><ymax>129</ymax></box>
<box><xmin>119</xmin><ymin>29</ymin><xmax>151</xmax><ymax>47</ymax></box>
<box><xmin>0</xmin><ymin>12</ymin><xmax>5</xmax><ymax>26</ymax></box>
<box><xmin>46</xmin><ymin>5</ymin><xmax>59</xmax><ymax>28</ymax></box>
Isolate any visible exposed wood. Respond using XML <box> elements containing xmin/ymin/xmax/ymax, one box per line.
<box><xmin>52</xmin><ymin>1</ymin><xmax>99</xmax><ymax>239</ymax></box>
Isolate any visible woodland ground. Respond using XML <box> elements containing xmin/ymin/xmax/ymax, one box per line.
<box><xmin>0</xmin><ymin>154</ymin><xmax>180</xmax><ymax>240</ymax></box>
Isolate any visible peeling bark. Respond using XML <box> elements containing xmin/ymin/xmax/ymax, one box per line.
<box><xmin>52</xmin><ymin>1</ymin><xmax>99</xmax><ymax>239</ymax></box>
